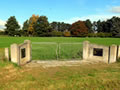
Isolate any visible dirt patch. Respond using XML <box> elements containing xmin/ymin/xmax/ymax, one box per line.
<box><xmin>25</xmin><ymin>60</ymin><xmax>105</xmax><ymax>68</ymax></box>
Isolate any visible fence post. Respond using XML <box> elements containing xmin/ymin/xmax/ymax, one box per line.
<box><xmin>24</xmin><ymin>40</ymin><xmax>32</xmax><ymax>62</ymax></box>
<box><xmin>117</xmin><ymin>45</ymin><xmax>120</xmax><ymax>60</ymax></box>
<box><xmin>11</xmin><ymin>44</ymin><xmax>19</xmax><ymax>64</ymax></box>
<box><xmin>109</xmin><ymin>44</ymin><xmax>117</xmax><ymax>63</ymax></box>
<box><xmin>83</xmin><ymin>41</ymin><xmax>90</xmax><ymax>60</ymax></box>
<box><xmin>5</xmin><ymin>48</ymin><xmax>9</xmax><ymax>61</ymax></box>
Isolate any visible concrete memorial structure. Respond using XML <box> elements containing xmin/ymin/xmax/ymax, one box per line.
<box><xmin>11</xmin><ymin>40</ymin><xmax>31</xmax><ymax>65</ymax></box>
<box><xmin>5</xmin><ymin>48</ymin><xmax>9</xmax><ymax>61</ymax></box>
<box><xmin>83</xmin><ymin>41</ymin><xmax>119</xmax><ymax>64</ymax></box>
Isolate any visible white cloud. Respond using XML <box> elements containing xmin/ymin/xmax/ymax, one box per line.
<box><xmin>0</xmin><ymin>19</ymin><xmax>6</xmax><ymax>30</ymax></box>
<box><xmin>62</xmin><ymin>14</ymin><xmax>120</xmax><ymax>24</ymax></box>
<box><xmin>110</xmin><ymin>6</ymin><xmax>120</xmax><ymax>13</ymax></box>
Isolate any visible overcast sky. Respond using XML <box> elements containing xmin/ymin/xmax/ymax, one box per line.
<box><xmin>0</xmin><ymin>0</ymin><xmax>120</xmax><ymax>29</ymax></box>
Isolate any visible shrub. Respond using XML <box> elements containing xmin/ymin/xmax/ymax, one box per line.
<box><xmin>50</xmin><ymin>30</ymin><xmax>63</xmax><ymax>37</ymax></box>
<box><xmin>63</xmin><ymin>31</ymin><xmax>71</xmax><ymax>37</ymax></box>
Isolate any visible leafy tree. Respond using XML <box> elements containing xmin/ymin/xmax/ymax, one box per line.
<box><xmin>22</xmin><ymin>20</ymin><xmax>29</xmax><ymax>36</ymax></box>
<box><xmin>34</xmin><ymin>16</ymin><xmax>51</xmax><ymax>36</ymax></box>
<box><xmin>92</xmin><ymin>21</ymin><xmax>97</xmax><ymax>33</ymax></box>
<box><xmin>85</xmin><ymin>19</ymin><xmax>93</xmax><ymax>33</ymax></box>
<box><xmin>95</xmin><ymin>16</ymin><xmax>120</xmax><ymax>37</ymax></box>
<box><xmin>51</xmin><ymin>22</ymin><xmax>58</xmax><ymax>31</ymax></box>
<box><xmin>108</xmin><ymin>16</ymin><xmax>120</xmax><ymax>36</ymax></box>
<box><xmin>96</xmin><ymin>20</ymin><xmax>103</xmax><ymax>33</ymax></box>
<box><xmin>70</xmin><ymin>20</ymin><xmax>88</xmax><ymax>37</ymax></box>
<box><xmin>64</xmin><ymin>31</ymin><xmax>71</xmax><ymax>37</ymax></box>
<box><xmin>50</xmin><ymin>22</ymin><xmax>71</xmax><ymax>32</ymax></box>
<box><xmin>5</xmin><ymin>16</ymin><xmax>20</xmax><ymax>36</ymax></box>
<box><xmin>50</xmin><ymin>30</ymin><xmax>63</xmax><ymax>37</ymax></box>
<box><xmin>28</xmin><ymin>14</ymin><xmax>39</xmax><ymax>36</ymax></box>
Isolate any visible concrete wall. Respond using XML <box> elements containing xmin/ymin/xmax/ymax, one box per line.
<box><xmin>11</xmin><ymin>40</ymin><xmax>31</xmax><ymax>65</ymax></box>
<box><xmin>83</xmin><ymin>41</ymin><xmax>118</xmax><ymax>64</ymax></box>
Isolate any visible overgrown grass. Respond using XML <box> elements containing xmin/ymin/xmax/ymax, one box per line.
<box><xmin>0</xmin><ymin>63</ymin><xmax>120</xmax><ymax>89</ymax></box>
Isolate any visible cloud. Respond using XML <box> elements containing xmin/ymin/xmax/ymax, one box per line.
<box><xmin>62</xmin><ymin>14</ymin><xmax>120</xmax><ymax>24</ymax></box>
<box><xmin>0</xmin><ymin>19</ymin><xmax>6</xmax><ymax>30</ymax></box>
<box><xmin>110</xmin><ymin>6</ymin><xmax>120</xmax><ymax>13</ymax></box>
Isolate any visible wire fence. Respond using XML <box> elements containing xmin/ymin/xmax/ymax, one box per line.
<box><xmin>32</xmin><ymin>42</ymin><xmax>83</xmax><ymax>60</ymax></box>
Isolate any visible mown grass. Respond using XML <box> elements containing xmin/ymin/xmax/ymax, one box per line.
<box><xmin>0</xmin><ymin>48</ymin><xmax>5</xmax><ymax>60</ymax></box>
<box><xmin>0</xmin><ymin>62</ymin><xmax>120</xmax><ymax>89</ymax></box>
<box><xmin>0</xmin><ymin>37</ymin><xmax>120</xmax><ymax>60</ymax></box>
<box><xmin>0</xmin><ymin>37</ymin><xmax>120</xmax><ymax>48</ymax></box>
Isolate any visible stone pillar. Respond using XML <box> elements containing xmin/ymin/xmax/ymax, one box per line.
<box><xmin>5</xmin><ymin>48</ymin><xmax>9</xmax><ymax>61</ymax></box>
<box><xmin>11</xmin><ymin>44</ymin><xmax>19</xmax><ymax>64</ymax></box>
<box><xmin>109</xmin><ymin>45</ymin><xmax>117</xmax><ymax>63</ymax></box>
<box><xmin>83</xmin><ymin>41</ymin><xmax>90</xmax><ymax>60</ymax></box>
<box><xmin>117</xmin><ymin>45</ymin><xmax>120</xmax><ymax>59</ymax></box>
<box><xmin>24</xmin><ymin>40</ymin><xmax>31</xmax><ymax>62</ymax></box>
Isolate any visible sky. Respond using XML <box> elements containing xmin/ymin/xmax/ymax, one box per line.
<box><xmin>0</xmin><ymin>0</ymin><xmax>120</xmax><ymax>29</ymax></box>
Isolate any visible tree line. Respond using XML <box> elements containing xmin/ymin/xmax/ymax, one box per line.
<box><xmin>3</xmin><ymin>14</ymin><xmax>120</xmax><ymax>37</ymax></box>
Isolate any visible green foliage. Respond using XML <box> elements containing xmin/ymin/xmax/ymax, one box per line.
<box><xmin>96</xmin><ymin>16</ymin><xmax>120</xmax><ymax>37</ymax></box>
<box><xmin>88</xmin><ymin>33</ymin><xmax>112</xmax><ymax>37</ymax></box>
<box><xmin>5</xmin><ymin>16</ymin><xmax>20</xmax><ymax>36</ymax></box>
<box><xmin>117</xmin><ymin>58</ymin><xmax>120</xmax><ymax>62</ymax></box>
<box><xmin>34</xmin><ymin>16</ymin><xmax>51</xmax><ymax>36</ymax></box>
<box><xmin>63</xmin><ymin>31</ymin><xmax>71</xmax><ymax>37</ymax></box>
<box><xmin>50</xmin><ymin>22</ymin><xmax>71</xmax><ymax>32</ymax></box>
<box><xmin>70</xmin><ymin>20</ymin><xmax>88</xmax><ymax>37</ymax></box>
<box><xmin>50</xmin><ymin>30</ymin><xmax>63</xmax><ymax>37</ymax></box>
<box><xmin>85</xmin><ymin>19</ymin><xmax>93</xmax><ymax>33</ymax></box>
<box><xmin>22</xmin><ymin>20</ymin><xmax>29</xmax><ymax>36</ymax></box>
<box><xmin>0</xmin><ymin>31</ymin><xmax>5</xmax><ymax>35</ymax></box>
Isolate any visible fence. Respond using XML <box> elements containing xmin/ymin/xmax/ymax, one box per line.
<box><xmin>32</xmin><ymin>42</ymin><xmax>83</xmax><ymax>60</ymax></box>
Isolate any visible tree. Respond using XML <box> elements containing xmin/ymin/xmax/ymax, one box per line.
<box><xmin>95</xmin><ymin>16</ymin><xmax>120</xmax><ymax>37</ymax></box>
<box><xmin>70</xmin><ymin>20</ymin><xmax>88</xmax><ymax>37</ymax></box>
<box><xmin>85</xmin><ymin>19</ymin><xmax>93</xmax><ymax>33</ymax></box>
<box><xmin>109</xmin><ymin>17</ymin><xmax>120</xmax><ymax>36</ymax></box>
<box><xmin>28</xmin><ymin>14</ymin><xmax>39</xmax><ymax>36</ymax></box>
<box><xmin>5</xmin><ymin>16</ymin><xmax>20</xmax><ymax>36</ymax></box>
<box><xmin>51</xmin><ymin>22</ymin><xmax>58</xmax><ymax>31</ymax></box>
<box><xmin>22</xmin><ymin>20</ymin><xmax>29</xmax><ymax>36</ymax></box>
<box><xmin>34</xmin><ymin>16</ymin><xmax>51</xmax><ymax>36</ymax></box>
<box><xmin>96</xmin><ymin>20</ymin><xmax>103</xmax><ymax>33</ymax></box>
<box><xmin>50</xmin><ymin>22</ymin><xmax>71</xmax><ymax>32</ymax></box>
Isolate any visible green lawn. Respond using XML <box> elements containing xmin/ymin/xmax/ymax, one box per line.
<box><xmin>0</xmin><ymin>48</ymin><xmax>5</xmax><ymax>60</ymax></box>
<box><xmin>0</xmin><ymin>37</ymin><xmax>120</xmax><ymax>60</ymax></box>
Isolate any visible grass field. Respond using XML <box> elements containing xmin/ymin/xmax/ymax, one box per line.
<box><xmin>0</xmin><ymin>37</ymin><xmax>120</xmax><ymax>60</ymax></box>
<box><xmin>0</xmin><ymin>37</ymin><xmax>120</xmax><ymax>89</ymax></box>
<box><xmin>0</xmin><ymin>61</ymin><xmax>120</xmax><ymax>89</ymax></box>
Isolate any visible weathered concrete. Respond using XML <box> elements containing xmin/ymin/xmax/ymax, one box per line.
<box><xmin>5</xmin><ymin>48</ymin><xmax>9</xmax><ymax>61</ymax></box>
<box><xmin>11</xmin><ymin>44</ymin><xmax>19</xmax><ymax>63</ymax></box>
<box><xmin>89</xmin><ymin>44</ymin><xmax>109</xmax><ymax>63</ymax></box>
<box><xmin>117</xmin><ymin>45</ymin><xmax>120</xmax><ymax>59</ymax></box>
<box><xmin>83</xmin><ymin>41</ymin><xmax>118</xmax><ymax>64</ymax></box>
<box><xmin>83</xmin><ymin>41</ymin><xmax>90</xmax><ymax>60</ymax></box>
<box><xmin>10</xmin><ymin>40</ymin><xmax>31</xmax><ymax>65</ymax></box>
<box><xmin>109</xmin><ymin>45</ymin><xmax>117</xmax><ymax>63</ymax></box>
<box><xmin>25</xmin><ymin>60</ymin><xmax>104</xmax><ymax>68</ymax></box>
